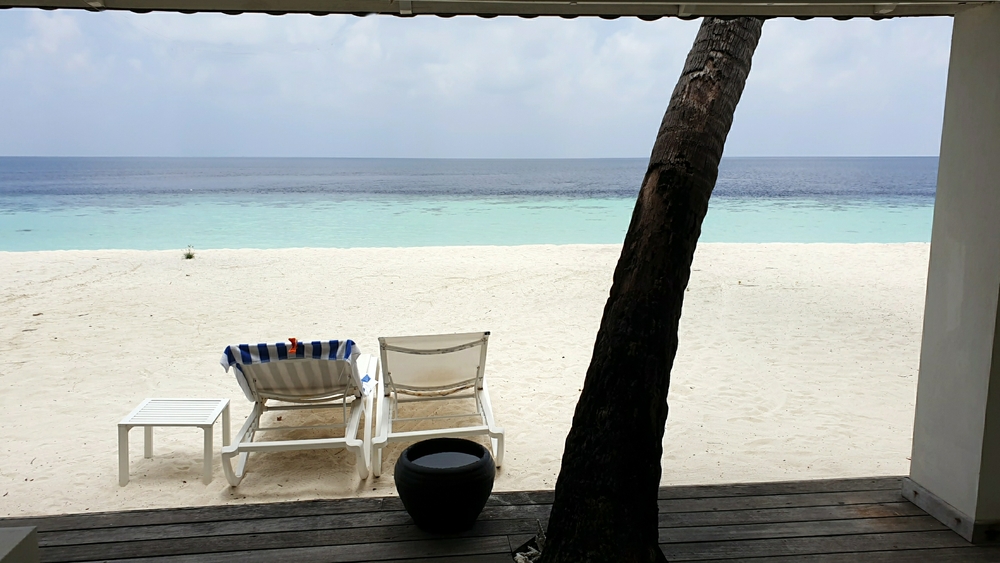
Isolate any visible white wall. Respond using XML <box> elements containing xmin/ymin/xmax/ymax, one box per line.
<box><xmin>909</xmin><ymin>1</ymin><xmax>1000</xmax><ymax>530</ymax></box>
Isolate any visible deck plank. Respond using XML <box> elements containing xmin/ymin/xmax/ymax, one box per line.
<box><xmin>41</xmin><ymin>519</ymin><xmax>544</xmax><ymax>562</ymax></box>
<box><xmin>661</xmin><ymin>530</ymin><xmax>975</xmax><ymax>561</ymax></box>
<box><xmin>390</xmin><ymin>556</ymin><xmax>515</xmax><ymax>563</ymax></box>
<box><xmin>656</xmin><ymin>476</ymin><xmax>905</xmax><ymax>500</ymax></box>
<box><xmin>658</xmin><ymin>515</ymin><xmax>949</xmax><ymax>543</ymax></box>
<box><xmin>659</xmin><ymin>488</ymin><xmax>906</xmax><ymax>513</ymax></box>
<box><xmin>96</xmin><ymin>536</ymin><xmax>512</xmax><ymax>563</ymax></box>
<box><xmin>658</xmin><ymin>501</ymin><xmax>928</xmax><ymax>527</ymax></box>
<box><xmin>1</xmin><ymin>497</ymin><xmax>385</xmax><ymax>532</ymax></box>
<box><xmin>720</xmin><ymin>548</ymin><xmax>1000</xmax><ymax>562</ymax></box>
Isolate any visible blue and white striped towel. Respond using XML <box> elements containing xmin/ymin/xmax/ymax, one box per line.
<box><xmin>221</xmin><ymin>340</ymin><xmax>374</xmax><ymax>400</ymax></box>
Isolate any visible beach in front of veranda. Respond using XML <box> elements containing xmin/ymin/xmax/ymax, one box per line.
<box><xmin>0</xmin><ymin>242</ymin><xmax>928</xmax><ymax>517</ymax></box>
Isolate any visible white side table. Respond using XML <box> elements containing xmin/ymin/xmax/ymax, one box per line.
<box><xmin>118</xmin><ymin>398</ymin><xmax>230</xmax><ymax>486</ymax></box>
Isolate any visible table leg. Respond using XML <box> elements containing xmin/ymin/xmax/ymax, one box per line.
<box><xmin>144</xmin><ymin>426</ymin><xmax>153</xmax><ymax>458</ymax></box>
<box><xmin>118</xmin><ymin>425</ymin><xmax>130</xmax><ymax>486</ymax></box>
<box><xmin>203</xmin><ymin>426</ymin><xmax>213</xmax><ymax>485</ymax></box>
<box><xmin>222</xmin><ymin>403</ymin><xmax>231</xmax><ymax>447</ymax></box>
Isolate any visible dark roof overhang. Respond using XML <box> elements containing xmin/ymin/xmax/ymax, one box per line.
<box><xmin>0</xmin><ymin>0</ymin><xmax>991</xmax><ymax>18</ymax></box>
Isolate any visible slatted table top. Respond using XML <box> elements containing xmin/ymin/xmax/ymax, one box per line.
<box><xmin>3</xmin><ymin>476</ymin><xmax>1000</xmax><ymax>562</ymax></box>
<box><xmin>119</xmin><ymin>398</ymin><xmax>230</xmax><ymax>427</ymax></box>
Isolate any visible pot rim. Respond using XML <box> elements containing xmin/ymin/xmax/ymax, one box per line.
<box><xmin>399</xmin><ymin>438</ymin><xmax>493</xmax><ymax>475</ymax></box>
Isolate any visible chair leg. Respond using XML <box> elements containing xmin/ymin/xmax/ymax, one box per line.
<box><xmin>354</xmin><ymin>446</ymin><xmax>370</xmax><ymax>480</ymax></box>
<box><xmin>373</xmin><ymin>397</ymin><xmax>393</xmax><ymax>478</ymax></box>
<box><xmin>362</xmin><ymin>393</ymin><xmax>373</xmax><ymax>478</ymax></box>
<box><xmin>478</xmin><ymin>384</ymin><xmax>504</xmax><ymax>468</ymax></box>
<box><xmin>233</xmin><ymin>424</ymin><xmax>257</xmax><ymax>483</ymax></box>
<box><xmin>493</xmin><ymin>434</ymin><xmax>505</xmax><ymax>468</ymax></box>
<box><xmin>222</xmin><ymin>403</ymin><xmax>261</xmax><ymax>487</ymax></box>
<box><xmin>346</xmin><ymin>400</ymin><xmax>369</xmax><ymax>480</ymax></box>
<box><xmin>221</xmin><ymin>449</ymin><xmax>243</xmax><ymax>487</ymax></box>
<box><xmin>372</xmin><ymin>445</ymin><xmax>383</xmax><ymax>478</ymax></box>
<box><xmin>372</xmin><ymin>385</ymin><xmax>388</xmax><ymax>478</ymax></box>
<box><xmin>143</xmin><ymin>426</ymin><xmax>153</xmax><ymax>458</ymax></box>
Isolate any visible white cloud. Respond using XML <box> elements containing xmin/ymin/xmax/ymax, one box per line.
<box><xmin>28</xmin><ymin>11</ymin><xmax>83</xmax><ymax>52</ymax></box>
<box><xmin>0</xmin><ymin>11</ymin><xmax>955</xmax><ymax>157</ymax></box>
<box><xmin>2</xmin><ymin>12</ymin><xmax>84</xmax><ymax>68</ymax></box>
<box><xmin>727</xmin><ymin>17</ymin><xmax>953</xmax><ymax>156</ymax></box>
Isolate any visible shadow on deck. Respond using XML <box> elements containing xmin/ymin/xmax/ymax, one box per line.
<box><xmin>3</xmin><ymin>476</ymin><xmax>999</xmax><ymax>562</ymax></box>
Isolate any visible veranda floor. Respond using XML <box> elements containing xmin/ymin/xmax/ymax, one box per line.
<box><xmin>3</xmin><ymin>476</ymin><xmax>999</xmax><ymax>562</ymax></box>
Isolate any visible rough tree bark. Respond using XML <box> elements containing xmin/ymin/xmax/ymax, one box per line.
<box><xmin>539</xmin><ymin>17</ymin><xmax>764</xmax><ymax>563</ymax></box>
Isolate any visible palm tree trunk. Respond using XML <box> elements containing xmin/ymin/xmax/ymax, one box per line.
<box><xmin>539</xmin><ymin>17</ymin><xmax>764</xmax><ymax>563</ymax></box>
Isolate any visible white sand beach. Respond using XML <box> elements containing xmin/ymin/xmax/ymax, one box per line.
<box><xmin>0</xmin><ymin>243</ymin><xmax>929</xmax><ymax>517</ymax></box>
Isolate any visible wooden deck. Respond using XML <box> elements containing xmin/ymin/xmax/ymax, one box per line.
<box><xmin>3</xmin><ymin>476</ymin><xmax>999</xmax><ymax>562</ymax></box>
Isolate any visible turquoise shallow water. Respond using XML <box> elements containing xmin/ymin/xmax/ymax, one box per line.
<box><xmin>1</xmin><ymin>197</ymin><xmax>934</xmax><ymax>251</ymax></box>
<box><xmin>0</xmin><ymin>157</ymin><xmax>936</xmax><ymax>250</ymax></box>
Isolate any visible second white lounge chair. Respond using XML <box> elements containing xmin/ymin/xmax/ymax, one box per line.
<box><xmin>372</xmin><ymin>331</ymin><xmax>504</xmax><ymax>477</ymax></box>
<box><xmin>219</xmin><ymin>339</ymin><xmax>377</xmax><ymax>486</ymax></box>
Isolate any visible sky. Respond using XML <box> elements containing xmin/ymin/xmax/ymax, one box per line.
<box><xmin>0</xmin><ymin>10</ymin><xmax>954</xmax><ymax>158</ymax></box>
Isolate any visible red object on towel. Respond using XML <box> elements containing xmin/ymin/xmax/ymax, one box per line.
<box><xmin>289</xmin><ymin>338</ymin><xmax>298</xmax><ymax>354</ymax></box>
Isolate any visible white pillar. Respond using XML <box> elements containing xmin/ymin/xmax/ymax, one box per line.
<box><xmin>903</xmin><ymin>2</ymin><xmax>1000</xmax><ymax>544</ymax></box>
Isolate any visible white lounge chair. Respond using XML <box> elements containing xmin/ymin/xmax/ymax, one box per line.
<box><xmin>372</xmin><ymin>331</ymin><xmax>504</xmax><ymax>477</ymax></box>
<box><xmin>219</xmin><ymin>339</ymin><xmax>377</xmax><ymax>486</ymax></box>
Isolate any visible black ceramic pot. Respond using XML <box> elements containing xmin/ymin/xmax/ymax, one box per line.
<box><xmin>394</xmin><ymin>438</ymin><xmax>496</xmax><ymax>533</ymax></box>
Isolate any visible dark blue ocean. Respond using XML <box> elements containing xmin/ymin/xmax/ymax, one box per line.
<box><xmin>0</xmin><ymin>157</ymin><xmax>937</xmax><ymax>251</ymax></box>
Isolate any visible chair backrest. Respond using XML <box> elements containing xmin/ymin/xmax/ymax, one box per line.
<box><xmin>378</xmin><ymin>332</ymin><xmax>489</xmax><ymax>396</ymax></box>
<box><xmin>221</xmin><ymin>340</ymin><xmax>365</xmax><ymax>403</ymax></box>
